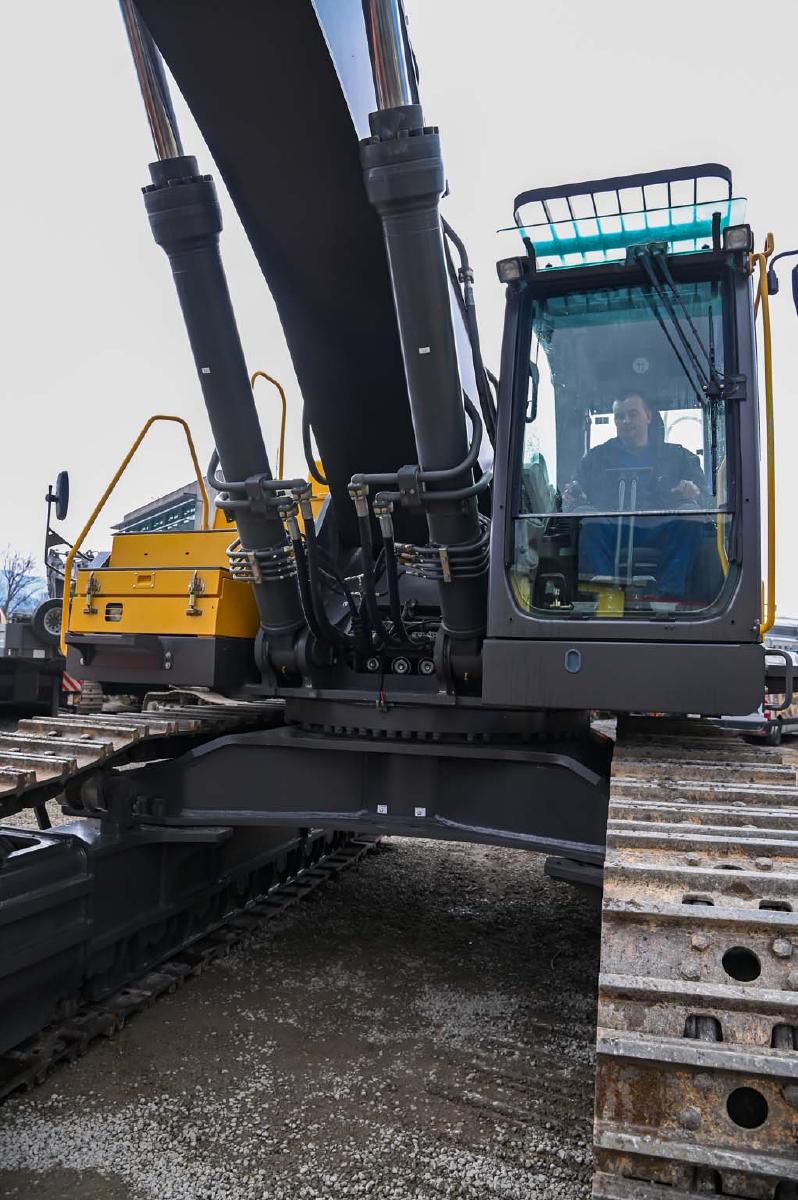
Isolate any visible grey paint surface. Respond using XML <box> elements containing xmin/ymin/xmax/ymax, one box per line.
<box><xmin>482</xmin><ymin>637</ymin><xmax>765</xmax><ymax>715</ymax></box>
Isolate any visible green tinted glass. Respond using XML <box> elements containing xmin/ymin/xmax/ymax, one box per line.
<box><xmin>501</xmin><ymin>198</ymin><xmax>747</xmax><ymax>269</ymax></box>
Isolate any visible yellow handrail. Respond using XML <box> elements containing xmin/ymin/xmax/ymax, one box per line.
<box><xmin>753</xmin><ymin>231</ymin><xmax>775</xmax><ymax>317</ymax></box>
<box><xmin>59</xmin><ymin>415</ymin><xmax>209</xmax><ymax>655</ymax></box>
<box><xmin>749</xmin><ymin>242</ymin><xmax>776</xmax><ymax>636</ymax></box>
<box><xmin>251</xmin><ymin>371</ymin><xmax>287</xmax><ymax>479</ymax></box>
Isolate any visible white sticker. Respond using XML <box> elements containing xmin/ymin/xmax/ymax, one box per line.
<box><xmin>377</xmin><ymin>803</ymin><xmax>388</xmax><ymax>815</ymax></box>
<box><xmin>418</xmin><ymin>346</ymin><xmax>431</xmax><ymax>355</ymax></box>
<box><xmin>201</xmin><ymin>366</ymin><xmax>211</xmax><ymax>375</ymax></box>
<box><xmin>414</xmin><ymin>806</ymin><xmax>426</xmax><ymax>818</ymax></box>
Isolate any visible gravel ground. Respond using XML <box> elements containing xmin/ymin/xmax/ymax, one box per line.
<box><xmin>0</xmin><ymin>838</ymin><xmax>601</xmax><ymax>1200</ymax></box>
<box><xmin>3</xmin><ymin>798</ymin><xmax>67</xmax><ymax>831</ymax></box>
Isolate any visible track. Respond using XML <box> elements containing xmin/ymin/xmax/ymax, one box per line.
<box><xmin>0</xmin><ymin>835</ymin><xmax>377</xmax><ymax>1104</ymax></box>
<box><xmin>0</xmin><ymin>694</ymin><xmax>362</xmax><ymax>1079</ymax></box>
<box><xmin>594</xmin><ymin>716</ymin><xmax>798</xmax><ymax>1199</ymax></box>
<box><xmin>7</xmin><ymin>702</ymin><xmax>798</xmax><ymax>1194</ymax></box>
<box><xmin>0</xmin><ymin>697</ymin><xmax>285</xmax><ymax>826</ymax></box>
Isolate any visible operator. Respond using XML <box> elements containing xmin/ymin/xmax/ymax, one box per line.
<box><xmin>561</xmin><ymin>392</ymin><xmax>707</xmax><ymax>600</ymax></box>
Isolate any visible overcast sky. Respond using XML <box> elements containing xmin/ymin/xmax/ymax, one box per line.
<box><xmin>3</xmin><ymin>1</ymin><xmax>797</xmax><ymax>612</ymax></box>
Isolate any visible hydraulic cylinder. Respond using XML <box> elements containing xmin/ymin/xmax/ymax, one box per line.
<box><xmin>361</xmin><ymin>105</ymin><xmax>487</xmax><ymax>641</ymax></box>
<box><xmin>142</xmin><ymin>157</ymin><xmax>304</xmax><ymax>667</ymax></box>
<box><xmin>118</xmin><ymin>1</ymin><xmax>302</xmax><ymax>675</ymax></box>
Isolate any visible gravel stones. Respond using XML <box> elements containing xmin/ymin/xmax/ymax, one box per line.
<box><xmin>0</xmin><ymin>838</ymin><xmax>600</xmax><ymax>1199</ymax></box>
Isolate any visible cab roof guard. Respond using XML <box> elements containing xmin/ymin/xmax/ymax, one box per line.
<box><xmin>508</xmin><ymin>164</ymin><xmax>742</xmax><ymax>269</ymax></box>
<box><xmin>512</xmin><ymin>163</ymin><xmax>733</xmax><ymax>225</ymax></box>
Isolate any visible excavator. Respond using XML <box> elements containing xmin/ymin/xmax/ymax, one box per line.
<box><xmin>1</xmin><ymin>2</ymin><xmax>797</xmax><ymax>1196</ymax></box>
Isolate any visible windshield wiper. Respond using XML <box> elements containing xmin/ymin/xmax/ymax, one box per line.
<box><xmin>634</xmin><ymin>245</ymin><xmax>726</xmax><ymax>489</ymax></box>
<box><xmin>638</xmin><ymin>281</ymin><xmax>706</xmax><ymax>407</ymax></box>
<box><xmin>633</xmin><ymin>246</ymin><xmax>725</xmax><ymax>406</ymax></box>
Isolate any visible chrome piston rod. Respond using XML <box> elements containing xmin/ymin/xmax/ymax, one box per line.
<box><xmin>362</xmin><ymin>0</ymin><xmax>415</xmax><ymax>110</ymax></box>
<box><xmin>118</xmin><ymin>0</ymin><xmax>183</xmax><ymax>161</ymax></box>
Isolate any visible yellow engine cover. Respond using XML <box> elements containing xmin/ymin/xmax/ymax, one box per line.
<box><xmin>70</xmin><ymin>530</ymin><xmax>259</xmax><ymax>640</ymax></box>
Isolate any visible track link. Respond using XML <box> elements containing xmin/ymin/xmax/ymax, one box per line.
<box><xmin>0</xmin><ymin>698</ymin><xmax>284</xmax><ymax>823</ymax></box>
<box><xmin>0</xmin><ymin>836</ymin><xmax>378</xmax><ymax>1103</ymax></box>
<box><xmin>594</xmin><ymin>716</ymin><xmax>798</xmax><ymax>1199</ymax></box>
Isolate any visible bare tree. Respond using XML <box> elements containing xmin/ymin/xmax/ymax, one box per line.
<box><xmin>0</xmin><ymin>548</ymin><xmax>40</xmax><ymax>616</ymax></box>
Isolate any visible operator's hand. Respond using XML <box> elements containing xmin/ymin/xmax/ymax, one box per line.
<box><xmin>562</xmin><ymin>480</ymin><xmax>587</xmax><ymax>511</ymax></box>
<box><xmin>670</xmin><ymin>479</ymin><xmax>701</xmax><ymax>504</ymax></box>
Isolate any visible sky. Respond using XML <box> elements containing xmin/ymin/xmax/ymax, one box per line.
<box><xmin>2</xmin><ymin>1</ymin><xmax>797</xmax><ymax>610</ymax></box>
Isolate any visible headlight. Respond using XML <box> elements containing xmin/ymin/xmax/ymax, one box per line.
<box><xmin>722</xmin><ymin>224</ymin><xmax>754</xmax><ymax>252</ymax></box>
<box><xmin>496</xmin><ymin>257</ymin><xmax>525</xmax><ymax>283</ymax></box>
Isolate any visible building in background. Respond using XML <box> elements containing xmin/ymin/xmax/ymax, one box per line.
<box><xmin>114</xmin><ymin>480</ymin><xmax>206</xmax><ymax>534</ymax></box>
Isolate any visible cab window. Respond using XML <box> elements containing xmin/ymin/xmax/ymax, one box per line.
<box><xmin>512</xmin><ymin>278</ymin><xmax>733</xmax><ymax>618</ymax></box>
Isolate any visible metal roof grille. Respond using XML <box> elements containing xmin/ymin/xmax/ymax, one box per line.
<box><xmin>504</xmin><ymin>164</ymin><xmax>744</xmax><ymax>270</ymax></box>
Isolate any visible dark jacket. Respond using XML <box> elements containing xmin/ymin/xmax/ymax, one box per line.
<box><xmin>575</xmin><ymin>437</ymin><xmax>707</xmax><ymax>511</ymax></box>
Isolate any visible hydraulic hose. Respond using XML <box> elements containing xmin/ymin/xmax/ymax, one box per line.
<box><xmin>206</xmin><ymin>449</ymin><xmax>306</xmax><ymax>496</ymax></box>
<box><xmin>371</xmin><ymin>496</ymin><xmax>413</xmax><ymax>647</ymax></box>
<box><xmin>351</xmin><ymin>395</ymin><xmax>484</xmax><ymax>491</ymax></box>
<box><xmin>442</xmin><ymin>217</ymin><xmax>497</xmax><ymax>448</ymax></box>
<box><xmin>317</xmin><ymin>544</ymin><xmax>365</xmax><ymax>625</ymax></box>
<box><xmin>382</xmin><ymin>533</ymin><xmax>410</xmax><ymax>643</ymax></box>
<box><xmin>356</xmin><ymin>511</ymin><xmax>391</xmax><ymax>647</ymax></box>
<box><xmin>302</xmin><ymin>502</ymin><xmax>365</xmax><ymax>653</ymax></box>
<box><xmin>285</xmin><ymin>526</ymin><xmax>327</xmax><ymax>646</ymax></box>
<box><xmin>374</xmin><ymin>468</ymin><xmax>492</xmax><ymax>508</ymax></box>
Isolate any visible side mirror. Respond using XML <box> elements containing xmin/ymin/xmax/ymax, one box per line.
<box><xmin>792</xmin><ymin>264</ymin><xmax>798</xmax><ymax>318</ymax></box>
<box><xmin>767</xmin><ymin>267</ymin><xmax>780</xmax><ymax>295</ymax></box>
<box><xmin>54</xmin><ymin>470</ymin><xmax>69</xmax><ymax>522</ymax></box>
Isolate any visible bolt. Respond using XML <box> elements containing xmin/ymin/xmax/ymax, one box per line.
<box><xmin>773</xmin><ymin>938</ymin><xmax>793</xmax><ymax>959</ymax></box>
<box><xmin>680</xmin><ymin>960</ymin><xmax>701</xmax><ymax>981</ymax></box>
<box><xmin>694</xmin><ymin>1073</ymin><xmax>713</xmax><ymax>1095</ymax></box>
<box><xmin>783</xmin><ymin>1085</ymin><xmax>798</xmax><ymax>1109</ymax></box>
<box><xmin>686</xmin><ymin>853</ymin><xmax>701</xmax><ymax>867</ymax></box>
<box><xmin>787</xmin><ymin>970</ymin><xmax>798</xmax><ymax>991</ymax></box>
<box><xmin>680</xmin><ymin>1106</ymin><xmax>701</xmax><ymax>1131</ymax></box>
<box><xmin>755</xmin><ymin>857</ymin><xmax>774</xmax><ymax>872</ymax></box>
<box><xmin>691</xmin><ymin>933</ymin><xmax>710</xmax><ymax>951</ymax></box>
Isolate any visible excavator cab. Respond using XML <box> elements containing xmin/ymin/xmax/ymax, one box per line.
<box><xmin>486</xmin><ymin>165</ymin><xmax>769</xmax><ymax>716</ymax></box>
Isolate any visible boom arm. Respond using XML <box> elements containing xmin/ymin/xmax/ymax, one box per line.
<box><xmin>135</xmin><ymin>0</ymin><xmax>423</xmax><ymax>547</ymax></box>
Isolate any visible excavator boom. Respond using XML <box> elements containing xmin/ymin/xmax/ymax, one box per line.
<box><xmin>136</xmin><ymin>0</ymin><xmax>421</xmax><ymax>547</ymax></box>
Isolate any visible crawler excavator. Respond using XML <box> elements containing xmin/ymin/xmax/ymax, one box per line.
<box><xmin>2</xmin><ymin>2</ymin><xmax>797</xmax><ymax>1196</ymax></box>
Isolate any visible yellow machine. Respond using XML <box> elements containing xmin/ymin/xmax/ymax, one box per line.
<box><xmin>64</xmin><ymin>377</ymin><xmax>327</xmax><ymax>682</ymax></box>
<box><xmin>69</xmin><ymin>526</ymin><xmax>261</xmax><ymax>643</ymax></box>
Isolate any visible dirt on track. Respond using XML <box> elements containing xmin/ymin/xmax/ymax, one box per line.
<box><xmin>0</xmin><ymin>838</ymin><xmax>601</xmax><ymax>1200</ymax></box>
